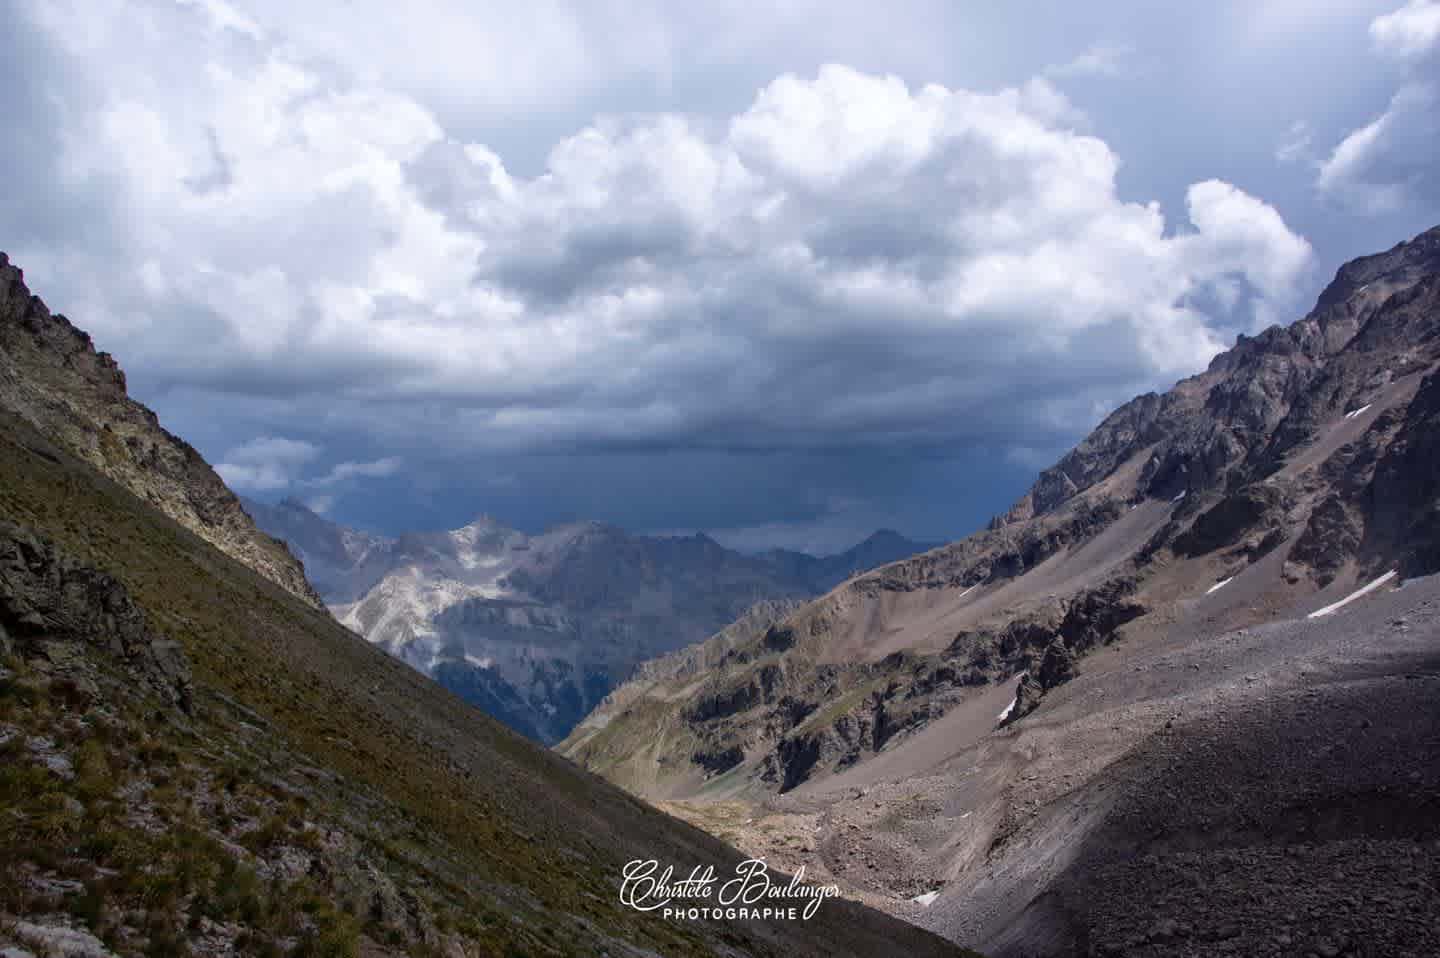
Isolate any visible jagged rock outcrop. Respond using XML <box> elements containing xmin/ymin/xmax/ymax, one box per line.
<box><xmin>0</xmin><ymin>520</ymin><xmax>191</xmax><ymax>709</ymax></box>
<box><xmin>0</xmin><ymin>253</ymin><xmax>323</xmax><ymax>609</ymax></box>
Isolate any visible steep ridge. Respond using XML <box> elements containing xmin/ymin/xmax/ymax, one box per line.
<box><xmin>0</xmin><ymin>255</ymin><xmax>323</xmax><ymax>610</ymax></box>
<box><xmin>244</xmin><ymin>497</ymin><xmax>933</xmax><ymax>743</ymax></box>
<box><xmin>0</xmin><ymin>278</ymin><xmax>969</xmax><ymax>956</ymax></box>
<box><xmin>563</xmin><ymin>224</ymin><xmax>1440</xmax><ymax>798</ymax></box>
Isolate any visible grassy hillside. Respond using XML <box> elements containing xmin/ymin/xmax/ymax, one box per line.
<box><xmin>0</xmin><ymin>408</ymin><xmax>973</xmax><ymax>957</ymax></box>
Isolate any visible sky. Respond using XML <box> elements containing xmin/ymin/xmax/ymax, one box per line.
<box><xmin>3</xmin><ymin>0</ymin><xmax>1438</xmax><ymax>554</ymax></box>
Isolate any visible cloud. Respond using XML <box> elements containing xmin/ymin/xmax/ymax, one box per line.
<box><xmin>6</xmin><ymin>1</ymin><xmax>1319</xmax><ymax>543</ymax></box>
<box><xmin>1370</xmin><ymin>0</ymin><xmax>1440</xmax><ymax>59</ymax></box>
<box><xmin>1315</xmin><ymin>2</ymin><xmax>1439</xmax><ymax>214</ymax></box>
<box><xmin>1044</xmin><ymin>44</ymin><xmax>1133</xmax><ymax>79</ymax></box>
<box><xmin>1183</xmin><ymin>180</ymin><xmax>1315</xmax><ymax>306</ymax></box>
<box><xmin>303</xmin><ymin>494</ymin><xmax>336</xmax><ymax>515</ymax></box>
<box><xmin>13</xmin><ymin>6</ymin><xmax>1312</xmax><ymax>451</ymax></box>
<box><xmin>214</xmin><ymin>437</ymin><xmax>399</xmax><ymax>494</ymax></box>
<box><xmin>310</xmin><ymin>457</ymin><xmax>404</xmax><ymax>486</ymax></box>
<box><xmin>215</xmin><ymin>437</ymin><xmax>320</xmax><ymax>491</ymax></box>
<box><xmin>1275</xmin><ymin>120</ymin><xmax>1314</xmax><ymax>165</ymax></box>
<box><xmin>1317</xmin><ymin>82</ymin><xmax>1438</xmax><ymax>213</ymax></box>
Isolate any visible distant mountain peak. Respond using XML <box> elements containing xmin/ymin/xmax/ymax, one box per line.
<box><xmin>243</xmin><ymin>503</ymin><xmax>934</xmax><ymax>743</ymax></box>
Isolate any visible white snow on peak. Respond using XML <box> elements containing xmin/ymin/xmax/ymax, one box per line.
<box><xmin>997</xmin><ymin>695</ymin><xmax>1018</xmax><ymax>721</ymax></box>
<box><xmin>1205</xmin><ymin>577</ymin><xmax>1234</xmax><ymax>595</ymax></box>
<box><xmin>339</xmin><ymin>527</ymin><xmax>391</xmax><ymax>563</ymax></box>
<box><xmin>457</xmin><ymin>550</ymin><xmax>509</xmax><ymax>572</ymax></box>
<box><xmin>340</xmin><ymin>562</ymin><xmax>516</xmax><ymax>651</ymax></box>
<box><xmin>913</xmin><ymin>891</ymin><xmax>940</xmax><ymax>907</ymax></box>
<box><xmin>1307</xmin><ymin>570</ymin><xmax>1397</xmax><ymax>619</ymax></box>
<box><xmin>1344</xmin><ymin>403</ymin><xmax>1373</xmax><ymax>420</ymax></box>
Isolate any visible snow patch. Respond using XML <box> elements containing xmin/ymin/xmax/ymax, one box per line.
<box><xmin>1171</xmin><ymin>490</ymin><xmax>1187</xmax><ymax>502</ymax></box>
<box><xmin>464</xmin><ymin>654</ymin><xmax>494</xmax><ymax>670</ymax></box>
<box><xmin>997</xmin><ymin>696</ymin><xmax>1018</xmax><ymax>721</ymax></box>
<box><xmin>912</xmin><ymin>891</ymin><xmax>940</xmax><ymax>907</ymax></box>
<box><xmin>1344</xmin><ymin>403</ymin><xmax>1373</xmax><ymax>420</ymax></box>
<box><xmin>1307</xmin><ymin>570</ymin><xmax>1398</xmax><ymax>619</ymax></box>
<box><xmin>957</xmin><ymin>584</ymin><xmax>977</xmax><ymax>600</ymax></box>
<box><xmin>1205</xmin><ymin>577</ymin><xmax>1234</xmax><ymax>595</ymax></box>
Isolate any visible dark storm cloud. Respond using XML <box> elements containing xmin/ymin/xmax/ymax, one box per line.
<box><xmin>0</xmin><ymin>5</ymin><xmax>124</xmax><ymax>251</ymax></box>
<box><xmin>3</xmin><ymin>0</ymin><xmax>1436</xmax><ymax>547</ymax></box>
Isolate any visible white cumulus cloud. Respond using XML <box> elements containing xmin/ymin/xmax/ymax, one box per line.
<box><xmin>215</xmin><ymin>437</ymin><xmax>321</xmax><ymax>491</ymax></box>
<box><xmin>1371</xmin><ymin>0</ymin><xmax>1440</xmax><ymax>59</ymax></box>
<box><xmin>215</xmin><ymin>436</ymin><xmax>399</xmax><ymax>494</ymax></box>
<box><xmin>1317</xmin><ymin>2</ymin><xmax>1439</xmax><ymax>213</ymax></box>
<box><xmin>9</xmin><ymin>2</ymin><xmax>1313</xmax><ymax>485</ymax></box>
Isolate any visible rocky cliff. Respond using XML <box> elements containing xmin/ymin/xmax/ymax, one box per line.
<box><xmin>0</xmin><ymin>254</ymin><xmax>324</xmax><ymax>609</ymax></box>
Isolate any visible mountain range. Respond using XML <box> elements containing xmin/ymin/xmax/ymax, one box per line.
<box><xmin>4</xmin><ymin>223</ymin><xmax>1439</xmax><ymax>958</ymax></box>
<box><xmin>560</xmin><ymin>225</ymin><xmax>1440</xmax><ymax>954</ymax></box>
<box><xmin>241</xmin><ymin>496</ymin><xmax>936</xmax><ymax>742</ymax></box>
<box><xmin>0</xmin><ymin>250</ymin><xmax>966</xmax><ymax>957</ymax></box>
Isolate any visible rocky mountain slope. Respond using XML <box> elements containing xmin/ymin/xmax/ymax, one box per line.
<box><xmin>244</xmin><ymin>496</ymin><xmax>933</xmax><ymax>743</ymax></box>
<box><xmin>560</xmin><ymin>226</ymin><xmax>1440</xmax><ymax>954</ymax></box>
<box><xmin>0</xmin><ymin>261</ymin><xmax>970</xmax><ymax>957</ymax></box>
<box><xmin>0</xmin><ymin>254</ymin><xmax>323</xmax><ymax>611</ymax></box>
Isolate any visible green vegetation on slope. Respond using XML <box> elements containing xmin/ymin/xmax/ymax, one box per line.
<box><xmin>0</xmin><ymin>410</ymin><xmax>973</xmax><ymax>957</ymax></box>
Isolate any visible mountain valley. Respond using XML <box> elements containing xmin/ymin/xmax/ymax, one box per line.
<box><xmin>7</xmin><ymin>3</ymin><xmax>1439</xmax><ymax>955</ymax></box>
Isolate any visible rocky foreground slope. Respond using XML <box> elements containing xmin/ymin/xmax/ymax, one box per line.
<box><xmin>561</xmin><ymin>226</ymin><xmax>1440</xmax><ymax>954</ymax></box>
<box><xmin>0</xmin><ymin>254</ymin><xmax>323</xmax><ymax>611</ymax></box>
<box><xmin>0</xmin><ymin>263</ymin><xmax>968</xmax><ymax>957</ymax></box>
<box><xmin>244</xmin><ymin>496</ymin><xmax>932</xmax><ymax>743</ymax></box>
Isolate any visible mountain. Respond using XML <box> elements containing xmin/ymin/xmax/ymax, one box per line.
<box><xmin>239</xmin><ymin>496</ymin><xmax>397</xmax><ymax>602</ymax></box>
<box><xmin>242</xmin><ymin>498</ymin><xmax>934</xmax><ymax>743</ymax></box>
<box><xmin>761</xmin><ymin>529</ymin><xmax>945</xmax><ymax>589</ymax></box>
<box><xmin>560</xmin><ymin>226</ymin><xmax>1440</xmax><ymax>954</ymax></box>
<box><xmin>0</xmin><ymin>254</ymin><xmax>970</xmax><ymax>957</ymax></box>
<box><xmin>0</xmin><ymin>254</ymin><xmax>323</xmax><ymax>611</ymax></box>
